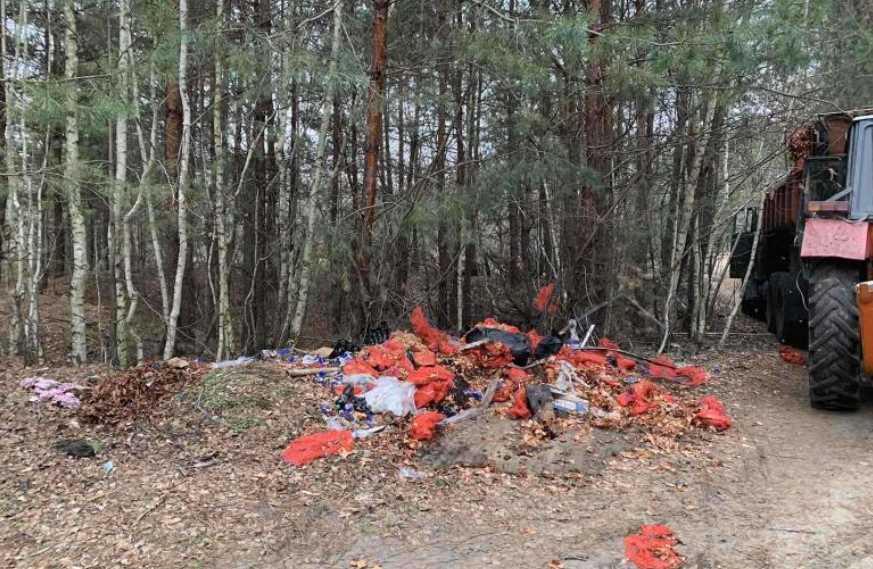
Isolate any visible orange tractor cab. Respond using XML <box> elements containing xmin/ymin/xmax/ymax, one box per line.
<box><xmin>731</xmin><ymin>109</ymin><xmax>873</xmax><ymax>410</ymax></box>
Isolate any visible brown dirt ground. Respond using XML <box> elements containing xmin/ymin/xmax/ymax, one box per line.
<box><xmin>3</xmin><ymin>319</ymin><xmax>873</xmax><ymax>569</ymax></box>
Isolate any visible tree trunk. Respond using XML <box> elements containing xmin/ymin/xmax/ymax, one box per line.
<box><xmin>163</xmin><ymin>0</ymin><xmax>191</xmax><ymax>359</ymax></box>
<box><xmin>112</xmin><ymin>0</ymin><xmax>131</xmax><ymax>367</ymax></box>
<box><xmin>214</xmin><ymin>0</ymin><xmax>233</xmax><ymax>361</ymax></box>
<box><xmin>359</xmin><ymin>0</ymin><xmax>389</xmax><ymax>310</ymax></box>
<box><xmin>64</xmin><ymin>0</ymin><xmax>88</xmax><ymax>363</ymax></box>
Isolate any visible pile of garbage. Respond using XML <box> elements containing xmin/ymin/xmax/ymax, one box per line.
<box><xmin>281</xmin><ymin>305</ymin><xmax>732</xmax><ymax>468</ymax></box>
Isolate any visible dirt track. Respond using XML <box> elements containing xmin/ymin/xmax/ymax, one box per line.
<box><xmin>4</xmin><ymin>334</ymin><xmax>873</xmax><ymax>568</ymax></box>
<box><xmin>310</xmin><ymin>344</ymin><xmax>873</xmax><ymax>569</ymax></box>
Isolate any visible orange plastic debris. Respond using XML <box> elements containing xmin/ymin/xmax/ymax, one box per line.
<box><xmin>533</xmin><ymin>283</ymin><xmax>558</xmax><ymax>314</ymax></box>
<box><xmin>342</xmin><ymin>359</ymin><xmax>378</xmax><ymax>377</ymax></box>
<box><xmin>558</xmin><ymin>346</ymin><xmax>608</xmax><ymax>367</ymax></box>
<box><xmin>492</xmin><ymin>381</ymin><xmax>515</xmax><ymax>403</ymax></box>
<box><xmin>779</xmin><ymin>345</ymin><xmax>806</xmax><ymax>366</ymax></box>
<box><xmin>410</xmin><ymin>412</ymin><xmax>446</xmax><ymax>441</ymax></box>
<box><xmin>467</xmin><ymin>342</ymin><xmax>514</xmax><ymax>369</ymax></box>
<box><xmin>617</xmin><ymin>380</ymin><xmax>665</xmax><ymax>416</ymax></box>
<box><xmin>414</xmin><ymin>380</ymin><xmax>453</xmax><ymax>408</ymax></box>
<box><xmin>364</xmin><ymin>345</ymin><xmax>396</xmax><ymax>371</ymax></box>
<box><xmin>281</xmin><ymin>431</ymin><xmax>355</xmax><ymax>467</ymax></box>
<box><xmin>624</xmin><ymin>525</ymin><xmax>684</xmax><ymax>569</ymax></box>
<box><xmin>527</xmin><ymin>329</ymin><xmax>543</xmax><ymax>350</ymax></box>
<box><xmin>614</xmin><ymin>353</ymin><xmax>637</xmax><ymax>371</ymax></box>
<box><xmin>410</xmin><ymin>306</ymin><xmax>458</xmax><ymax>355</ymax></box>
<box><xmin>647</xmin><ymin>354</ymin><xmax>678</xmax><ymax>380</ymax></box>
<box><xmin>477</xmin><ymin>318</ymin><xmax>522</xmax><ymax>334</ymax></box>
<box><xmin>507</xmin><ymin>386</ymin><xmax>532</xmax><ymax>420</ymax></box>
<box><xmin>408</xmin><ymin>365</ymin><xmax>455</xmax><ymax>386</ymax></box>
<box><xmin>504</xmin><ymin>366</ymin><xmax>531</xmax><ymax>382</ymax></box>
<box><xmin>412</xmin><ymin>348</ymin><xmax>437</xmax><ymax>367</ymax></box>
<box><xmin>694</xmin><ymin>395</ymin><xmax>732</xmax><ymax>431</ymax></box>
<box><xmin>675</xmin><ymin>366</ymin><xmax>709</xmax><ymax>386</ymax></box>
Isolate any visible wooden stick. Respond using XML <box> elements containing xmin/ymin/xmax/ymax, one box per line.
<box><xmin>285</xmin><ymin>366</ymin><xmax>340</xmax><ymax>377</ymax></box>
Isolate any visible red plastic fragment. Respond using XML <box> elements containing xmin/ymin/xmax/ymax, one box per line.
<box><xmin>598</xmin><ymin>337</ymin><xmax>621</xmax><ymax>350</ymax></box>
<box><xmin>694</xmin><ymin>395</ymin><xmax>732</xmax><ymax>431</ymax></box>
<box><xmin>410</xmin><ymin>412</ymin><xmax>446</xmax><ymax>441</ymax></box>
<box><xmin>617</xmin><ymin>380</ymin><xmax>665</xmax><ymax>416</ymax></box>
<box><xmin>407</xmin><ymin>365</ymin><xmax>455</xmax><ymax>386</ymax></box>
<box><xmin>615</xmin><ymin>353</ymin><xmax>637</xmax><ymax>371</ymax></box>
<box><xmin>412</xmin><ymin>348</ymin><xmax>437</xmax><ymax>367</ymax></box>
<box><xmin>558</xmin><ymin>346</ymin><xmax>608</xmax><ymax>368</ymax></box>
<box><xmin>533</xmin><ymin>283</ymin><xmax>558</xmax><ymax>314</ymax></box>
<box><xmin>779</xmin><ymin>345</ymin><xmax>806</xmax><ymax>366</ymax></box>
<box><xmin>477</xmin><ymin>318</ymin><xmax>521</xmax><ymax>334</ymax></box>
<box><xmin>414</xmin><ymin>380</ymin><xmax>453</xmax><ymax>408</ymax></box>
<box><xmin>342</xmin><ymin>359</ymin><xmax>379</xmax><ymax>377</ymax></box>
<box><xmin>281</xmin><ymin>431</ymin><xmax>355</xmax><ymax>467</ymax></box>
<box><xmin>675</xmin><ymin>366</ymin><xmax>709</xmax><ymax>386</ymax></box>
<box><xmin>504</xmin><ymin>366</ymin><xmax>531</xmax><ymax>382</ymax></box>
<box><xmin>492</xmin><ymin>382</ymin><xmax>514</xmax><ymax>403</ymax></box>
<box><xmin>467</xmin><ymin>342</ymin><xmax>514</xmax><ymax>369</ymax></box>
<box><xmin>410</xmin><ymin>306</ymin><xmax>458</xmax><ymax>355</ymax></box>
<box><xmin>648</xmin><ymin>354</ymin><xmax>678</xmax><ymax>380</ymax></box>
<box><xmin>507</xmin><ymin>386</ymin><xmax>532</xmax><ymax>420</ymax></box>
<box><xmin>624</xmin><ymin>524</ymin><xmax>684</xmax><ymax>569</ymax></box>
<box><xmin>527</xmin><ymin>329</ymin><xmax>543</xmax><ymax>350</ymax></box>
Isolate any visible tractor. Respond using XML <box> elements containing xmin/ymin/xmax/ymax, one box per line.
<box><xmin>731</xmin><ymin>109</ymin><xmax>873</xmax><ymax>410</ymax></box>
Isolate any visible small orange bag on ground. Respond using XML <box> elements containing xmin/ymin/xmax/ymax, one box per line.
<box><xmin>507</xmin><ymin>386</ymin><xmax>531</xmax><ymax>419</ymax></box>
<box><xmin>694</xmin><ymin>395</ymin><xmax>732</xmax><ymax>431</ymax></box>
<box><xmin>410</xmin><ymin>412</ymin><xmax>446</xmax><ymax>441</ymax></box>
<box><xmin>282</xmin><ymin>431</ymin><xmax>355</xmax><ymax>467</ymax></box>
<box><xmin>624</xmin><ymin>524</ymin><xmax>684</xmax><ymax>569</ymax></box>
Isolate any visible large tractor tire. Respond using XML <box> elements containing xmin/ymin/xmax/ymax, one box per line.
<box><xmin>808</xmin><ymin>263</ymin><xmax>862</xmax><ymax>410</ymax></box>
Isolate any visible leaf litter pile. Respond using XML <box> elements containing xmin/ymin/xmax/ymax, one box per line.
<box><xmin>2</xmin><ymin>303</ymin><xmax>734</xmax><ymax>567</ymax></box>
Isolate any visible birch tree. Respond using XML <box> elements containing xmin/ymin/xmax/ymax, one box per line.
<box><xmin>113</xmin><ymin>0</ymin><xmax>132</xmax><ymax>367</ymax></box>
<box><xmin>65</xmin><ymin>0</ymin><xmax>88</xmax><ymax>363</ymax></box>
<box><xmin>163</xmin><ymin>0</ymin><xmax>191</xmax><ymax>359</ymax></box>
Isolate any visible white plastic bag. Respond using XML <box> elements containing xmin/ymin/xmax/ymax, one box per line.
<box><xmin>363</xmin><ymin>376</ymin><xmax>416</xmax><ymax>416</ymax></box>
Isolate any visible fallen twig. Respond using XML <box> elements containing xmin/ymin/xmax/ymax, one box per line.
<box><xmin>285</xmin><ymin>366</ymin><xmax>340</xmax><ymax>377</ymax></box>
<box><xmin>767</xmin><ymin>527</ymin><xmax>818</xmax><ymax>535</ymax></box>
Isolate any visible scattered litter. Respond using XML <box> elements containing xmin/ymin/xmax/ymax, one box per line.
<box><xmin>101</xmin><ymin>460</ymin><xmax>115</xmax><ymax>474</ymax></box>
<box><xmin>554</xmin><ymin>397</ymin><xmax>589</xmax><ymax>415</ymax></box>
<box><xmin>526</xmin><ymin>384</ymin><xmax>555</xmax><ymax>420</ymax></box>
<box><xmin>694</xmin><ymin>395</ymin><xmax>732</xmax><ymax>431</ymax></box>
<box><xmin>55</xmin><ymin>439</ymin><xmax>96</xmax><ymax>458</ymax></box>
<box><xmin>507</xmin><ymin>386</ymin><xmax>532</xmax><ymax>420</ymax></box>
<box><xmin>624</xmin><ymin>524</ymin><xmax>684</xmax><ymax>569</ymax></box>
<box><xmin>398</xmin><ymin>466</ymin><xmax>425</xmax><ymax>481</ymax></box>
<box><xmin>465</xmin><ymin>326</ymin><xmax>531</xmax><ymax>366</ymax></box>
<box><xmin>281</xmin><ymin>431</ymin><xmax>355</xmax><ymax>467</ymax></box>
<box><xmin>363</xmin><ymin>377</ymin><xmax>416</xmax><ymax>417</ymax></box>
<box><xmin>533</xmin><ymin>282</ymin><xmax>559</xmax><ymax>314</ymax></box>
<box><xmin>166</xmin><ymin>357</ymin><xmax>190</xmax><ymax>369</ymax></box>
<box><xmin>353</xmin><ymin>425</ymin><xmax>386</xmax><ymax>439</ymax></box>
<box><xmin>779</xmin><ymin>345</ymin><xmax>806</xmax><ymax>366</ymax></box>
<box><xmin>211</xmin><ymin>356</ymin><xmax>255</xmax><ymax>369</ymax></box>
<box><xmin>410</xmin><ymin>412</ymin><xmax>446</xmax><ymax>441</ymax></box>
<box><xmin>20</xmin><ymin>377</ymin><xmax>83</xmax><ymax>409</ymax></box>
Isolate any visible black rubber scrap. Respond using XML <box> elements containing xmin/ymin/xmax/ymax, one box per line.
<box><xmin>54</xmin><ymin>439</ymin><xmax>96</xmax><ymax>458</ymax></box>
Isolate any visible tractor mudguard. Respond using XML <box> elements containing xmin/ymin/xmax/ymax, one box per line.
<box><xmin>800</xmin><ymin>218</ymin><xmax>870</xmax><ymax>261</ymax></box>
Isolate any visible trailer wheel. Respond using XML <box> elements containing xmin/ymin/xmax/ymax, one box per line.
<box><xmin>808</xmin><ymin>263</ymin><xmax>861</xmax><ymax>410</ymax></box>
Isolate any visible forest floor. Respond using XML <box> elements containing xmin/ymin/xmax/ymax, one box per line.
<box><xmin>3</xmin><ymin>317</ymin><xmax>873</xmax><ymax>569</ymax></box>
